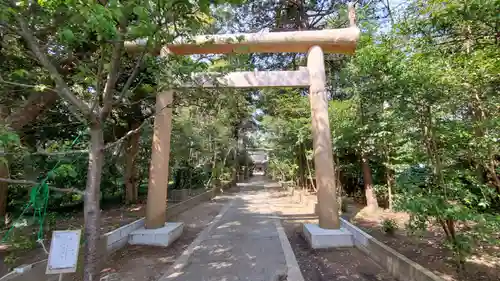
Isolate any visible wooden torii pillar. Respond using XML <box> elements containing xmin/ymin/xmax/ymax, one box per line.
<box><xmin>127</xmin><ymin>5</ymin><xmax>360</xmax><ymax>232</ymax></box>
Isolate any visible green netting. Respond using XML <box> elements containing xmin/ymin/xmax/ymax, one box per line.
<box><xmin>1</xmin><ymin>132</ymin><xmax>84</xmax><ymax>243</ymax></box>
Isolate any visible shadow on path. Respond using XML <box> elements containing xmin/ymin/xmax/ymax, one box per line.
<box><xmin>159</xmin><ymin>176</ymin><xmax>298</xmax><ymax>281</ymax></box>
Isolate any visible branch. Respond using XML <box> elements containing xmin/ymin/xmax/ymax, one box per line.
<box><xmin>33</xmin><ymin>149</ymin><xmax>89</xmax><ymax>156</ymax></box>
<box><xmin>0</xmin><ymin>77</ymin><xmax>53</xmax><ymax>90</ymax></box>
<box><xmin>12</xmin><ymin>11</ymin><xmax>94</xmax><ymax>123</ymax></box>
<box><xmin>118</xmin><ymin>48</ymin><xmax>146</xmax><ymax>100</ymax></box>
<box><xmin>103</xmin><ymin>115</ymin><xmax>153</xmax><ymax>150</ymax></box>
<box><xmin>99</xmin><ymin>30</ymin><xmax>125</xmax><ymax>121</ymax></box>
<box><xmin>120</xmin><ymin>76</ymin><xmax>145</xmax><ymax>103</ymax></box>
<box><xmin>1</xmin><ymin>113</ymin><xmax>156</xmax><ymax>157</ymax></box>
<box><xmin>6</xmin><ymin>90</ymin><xmax>59</xmax><ymax>132</ymax></box>
<box><xmin>0</xmin><ymin>150</ymin><xmax>87</xmax><ymax>157</ymax></box>
<box><xmin>91</xmin><ymin>46</ymin><xmax>105</xmax><ymax>113</ymax></box>
<box><xmin>46</xmin><ymin>186</ymin><xmax>85</xmax><ymax>195</ymax></box>
<box><xmin>0</xmin><ymin>178</ymin><xmax>84</xmax><ymax>195</ymax></box>
<box><xmin>1</xmin><ymin>100</ymin><xmax>172</xmax><ymax>158</ymax></box>
<box><xmin>2</xmin><ymin>102</ymin><xmax>171</xmax><ymax>157</ymax></box>
<box><xmin>103</xmin><ymin>101</ymin><xmax>173</xmax><ymax>150</ymax></box>
<box><xmin>348</xmin><ymin>2</ymin><xmax>356</xmax><ymax>27</ymax></box>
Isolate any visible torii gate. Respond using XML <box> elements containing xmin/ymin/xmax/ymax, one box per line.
<box><xmin>127</xmin><ymin>4</ymin><xmax>360</xmax><ymax>248</ymax></box>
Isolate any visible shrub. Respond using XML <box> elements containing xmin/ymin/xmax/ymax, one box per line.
<box><xmin>381</xmin><ymin>218</ymin><xmax>398</xmax><ymax>234</ymax></box>
<box><xmin>3</xmin><ymin>230</ymin><xmax>38</xmax><ymax>266</ymax></box>
<box><xmin>396</xmin><ymin>165</ymin><xmax>500</xmax><ymax>266</ymax></box>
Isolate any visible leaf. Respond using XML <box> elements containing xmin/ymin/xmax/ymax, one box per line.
<box><xmin>34</xmin><ymin>84</ymin><xmax>49</xmax><ymax>92</ymax></box>
<box><xmin>198</xmin><ymin>0</ymin><xmax>210</xmax><ymax>14</ymax></box>
<box><xmin>60</xmin><ymin>28</ymin><xmax>75</xmax><ymax>43</ymax></box>
<box><xmin>132</xmin><ymin>6</ymin><xmax>148</xmax><ymax>20</ymax></box>
<box><xmin>13</xmin><ymin>69</ymin><xmax>29</xmax><ymax>77</ymax></box>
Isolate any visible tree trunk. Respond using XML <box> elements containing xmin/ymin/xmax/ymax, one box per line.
<box><xmin>386</xmin><ymin>168</ymin><xmax>394</xmax><ymax>210</ymax></box>
<box><xmin>297</xmin><ymin>144</ymin><xmax>306</xmax><ymax>189</ymax></box>
<box><xmin>0</xmin><ymin>164</ymin><xmax>8</xmax><ymax>219</ymax></box>
<box><xmin>6</xmin><ymin>91</ymin><xmax>58</xmax><ymax>132</ymax></box>
<box><xmin>305</xmin><ymin>154</ymin><xmax>316</xmax><ymax>192</ymax></box>
<box><xmin>83</xmin><ymin>124</ymin><xmax>104</xmax><ymax>281</ymax></box>
<box><xmin>124</xmin><ymin>122</ymin><xmax>141</xmax><ymax>204</ymax></box>
<box><xmin>232</xmin><ymin>147</ymin><xmax>238</xmax><ymax>183</ymax></box>
<box><xmin>210</xmin><ymin>137</ymin><xmax>220</xmax><ymax>188</ymax></box>
<box><xmin>334</xmin><ymin>153</ymin><xmax>343</xmax><ymax>210</ymax></box>
<box><xmin>383</xmin><ymin>149</ymin><xmax>394</xmax><ymax>210</ymax></box>
<box><xmin>358</xmin><ymin>90</ymin><xmax>378</xmax><ymax>210</ymax></box>
<box><xmin>361</xmin><ymin>153</ymin><xmax>379</xmax><ymax>209</ymax></box>
<box><xmin>470</xmin><ymin>92</ymin><xmax>500</xmax><ymax>192</ymax></box>
<box><xmin>0</xmin><ymin>106</ymin><xmax>8</xmax><ymax>219</ymax></box>
<box><xmin>422</xmin><ymin>105</ymin><xmax>444</xmax><ymax>184</ymax></box>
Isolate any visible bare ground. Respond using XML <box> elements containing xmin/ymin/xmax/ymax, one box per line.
<box><xmin>5</xmin><ymin>181</ymin><xmax>498</xmax><ymax>281</ymax></box>
<box><xmin>342</xmin><ymin>200</ymin><xmax>500</xmax><ymax>281</ymax></box>
<box><xmin>1</xmin><ymin>193</ymin><xmax>221</xmax><ymax>273</ymax></box>
<box><xmin>267</xmin><ymin>188</ymin><xmax>499</xmax><ymax>281</ymax></box>
<box><xmin>98</xmin><ymin>195</ymin><xmax>231</xmax><ymax>281</ymax></box>
<box><xmin>1</xmin><ymin>202</ymin><xmax>149</xmax><ymax>271</ymax></box>
<box><xmin>265</xmin><ymin>187</ymin><xmax>396</xmax><ymax>281</ymax></box>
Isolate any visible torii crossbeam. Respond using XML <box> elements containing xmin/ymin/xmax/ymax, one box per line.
<box><xmin>125</xmin><ymin>27</ymin><xmax>360</xmax><ymax>55</ymax></box>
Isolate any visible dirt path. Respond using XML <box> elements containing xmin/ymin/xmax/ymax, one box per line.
<box><xmin>264</xmin><ymin>186</ymin><xmax>396</xmax><ymax>281</ymax></box>
<box><xmin>158</xmin><ymin>177</ymin><xmax>300</xmax><ymax>281</ymax></box>
<box><xmin>99</xmin><ymin>196</ymin><xmax>231</xmax><ymax>281</ymax></box>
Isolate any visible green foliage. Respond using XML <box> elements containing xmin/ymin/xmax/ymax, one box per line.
<box><xmin>3</xmin><ymin>229</ymin><xmax>37</xmax><ymax>265</ymax></box>
<box><xmin>46</xmin><ymin>212</ymin><xmax>57</xmax><ymax>228</ymax></box>
<box><xmin>0</xmin><ymin>0</ymin><xmax>498</xmax><ymax>274</ymax></box>
<box><xmin>333</xmin><ymin>0</ymin><xmax>500</xmax><ymax>265</ymax></box>
<box><xmin>396</xmin><ymin>164</ymin><xmax>500</xmax><ymax>262</ymax></box>
<box><xmin>172</xmin><ymin>163</ymin><xmax>210</xmax><ymax>190</ymax></box>
<box><xmin>0</xmin><ymin>0</ymin><xmax>252</xmax><ymax>207</ymax></box>
<box><xmin>381</xmin><ymin>218</ymin><xmax>398</xmax><ymax>235</ymax></box>
<box><xmin>255</xmin><ymin>0</ymin><xmax>499</xmax><ymax>269</ymax></box>
<box><xmin>268</xmin><ymin>159</ymin><xmax>298</xmax><ymax>182</ymax></box>
<box><xmin>0</xmin><ymin>129</ymin><xmax>20</xmax><ymax>149</ymax></box>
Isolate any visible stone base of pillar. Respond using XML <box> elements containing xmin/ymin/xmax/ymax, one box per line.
<box><xmin>303</xmin><ymin>223</ymin><xmax>353</xmax><ymax>249</ymax></box>
<box><xmin>129</xmin><ymin>222</ymin><xmax>184</xmax><ymax>247</ymax></box>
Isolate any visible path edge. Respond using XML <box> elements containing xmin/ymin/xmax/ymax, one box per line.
<box><xmin>158</xmin><ymin>199</ymin><xmax>234</xmax><ymax>281</ymax></box>
<box><xmin>273</xmin><ymin>218</ymin><xmax>306</xmax><ymax>281</ymax></box>
<box><xmin>264</xmin><ymin>183</ymin><xmax>305</xmax><ymax>281</ymax></box>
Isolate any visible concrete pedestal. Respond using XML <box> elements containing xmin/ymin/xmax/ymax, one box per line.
<box><xmin>129</xmin><ymin>222</ymin><xmax>184</xmax><ymax>247</ymax></box>
<box><xmin>303</xmin><ymin>223</ymin><xmax>353</xmax><ymax>249</ymax></box>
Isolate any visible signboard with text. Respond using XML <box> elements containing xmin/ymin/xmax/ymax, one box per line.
<box><xmin>46</xmin><ymin>230</ymin><xmax>81</xmax><ymax>274</ymax></box>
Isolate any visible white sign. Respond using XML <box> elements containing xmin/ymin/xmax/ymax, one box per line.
<box><xmin>46</xmin><ymin>230</ymin><xmax>82</xmax><ymax>274</ymax></box>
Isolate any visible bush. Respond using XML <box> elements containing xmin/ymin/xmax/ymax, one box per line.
<box><xmin>396</xmin><ymin>165</ymin><xmax>500</xmax><ymax>265</ymax></box>
<box><xmin>381</xmin><ymin>218</ymin><xmax>398</xmax><ymax>234</ymax></box>
<box><xmin>172</xmin><ymin>162</ymin><xmax>210</xmax><ymax>190</ymax></box>
<box><xmin>3</xmin><ymin>229</ymin><xmax>38</xmax><ymax>266</ymax></box>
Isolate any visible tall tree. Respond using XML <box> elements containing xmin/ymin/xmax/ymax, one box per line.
<box><xmin>0</xmin><ymin>0</ymin><xmax>243</xmax><ymax>279</ymax></box>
